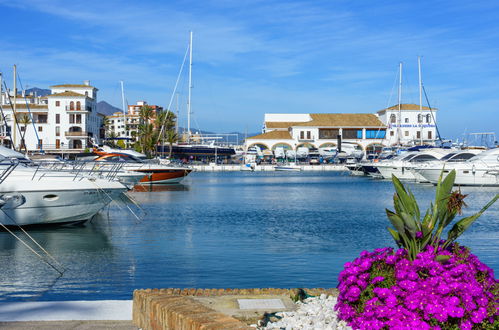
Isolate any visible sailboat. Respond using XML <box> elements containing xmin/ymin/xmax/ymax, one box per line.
<box><xmin>157</xmin><ymin>32</ymin><xmax>235</xmax><ymax>161</ymax></box>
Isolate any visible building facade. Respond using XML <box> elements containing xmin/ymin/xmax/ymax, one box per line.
<box><xmin>377</xmin><ymin>103</ymin><xmax>437</xmax><ymax>145</ymax></box>
<box><xmin>245</xmin><ymin>103</ymin><xmax>438</xmax><ymax>153</ymax></box>
<box><xmin>105</xmin><ymin>101</ymin><xmax>163</xmax><ymax>144</ymax></box>
<box><xmin>0</xmin><ymin>79</ymin><xmax>103</xmax><ymax>152</ymax></box>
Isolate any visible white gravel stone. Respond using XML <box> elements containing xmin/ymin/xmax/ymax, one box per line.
<box><xmin>254</xmin><ymin>295</ymin><xmax>352</xmax><ymax>330</ymax></box>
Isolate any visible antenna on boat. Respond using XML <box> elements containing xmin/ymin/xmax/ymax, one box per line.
<box><xmin>187</xmin><ymin>31</ymin><xmax>193</xmax><ymax>143</ymax></box>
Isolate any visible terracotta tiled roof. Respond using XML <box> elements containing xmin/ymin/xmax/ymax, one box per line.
<box><xmin>246</xmin><ymin>130</ymin><xmax>293</xmax><ymax>140</ymax></box>
<box><xmin>51</xmin><ymin>84</ymin><xmax>95</xmax><ymax>88</ymax></box>
<box><xmin>47</xmin><ymin>91</ymin><xmax>86</xmax><ymax>97</ymax></box>
<box><xmin>6</xmin><ymin>104</ymin><xmax>48</xmax><ymax>110</ymax></box>
<box><xmin>265</xmin><ymin>121</ymin><xmax>304</xmax><ymax>129</ymax></box>
<box><xmin>378</xmin><ymin>103</ymin><xmax>437</xmax><ymax>112</ymax></box>
<box><xmin>292</xmin><ymin>113</ymin><xmax>385</xmax><ymax>127</ymax></box>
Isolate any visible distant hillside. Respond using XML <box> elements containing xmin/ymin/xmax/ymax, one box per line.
<box><xmin>97</xmin><ymin>101</ymin><xmax>122</xmax><ymax>116</ymax></box>
<box><xmin>26</xmin><ymin>87</ymin><xmax>51</xmax><ymax>97</ymax></box>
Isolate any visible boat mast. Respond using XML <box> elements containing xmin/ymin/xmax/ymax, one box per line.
<box><xmin>13</xmin><ymin>64</ymin><xmax>17</xmax><ymax>149</ymax></box>
<box><xmin>187</xmin><ymin>31</ymin><xmax>193</xmax><ymax>143</ymax></box>
<box><xmin>397</xmin><ymin>62</ymin><xmax>402</xmax><ymax>146</ymax></box>
<box><xmin>120</xmin><ymin>80</ymin><xmax>126</xmax><ymax>147</ymax></box>
<box><xmin>418</xmin><ymin>56</ymin><xmax>423</xmax><ymax>145</ymax></box>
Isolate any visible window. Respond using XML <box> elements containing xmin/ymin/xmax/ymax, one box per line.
<box><xmin>76</xmin><ymin>114</ymin><xmax>82</xmax><ymax>124</ymax></box>
<box><xmin>428</xmin><ymin>131</ymin><xmax>432</xmax><ymax>139</ymax></box>
<box><xmin>56</xmin><ymin>126</ymin><xmax>60</xmax><ymax>136</ymax></box>
<box><xmin>38</xmin><ymin>126</ymin><xmax>43</xmax><ymax>132</ymax></box>
<box><xmin>319</xmin><ymin>129</ymin><xmax>339</xmax><ymax>139</ymax></box>
<box><xmin>38</xmin><ymin>114</ymin><xmax>47</xmax><ymax>123</ymax></box>
<box><xmin>69</xmin><ymin>114</ymin><xmax>75</xmax><ymax>124</ymax></box>
<box><xmin>56</xmin><ymin>114</ymin><xmax>60</xmax><ymax>124</ymax></box>
<box><xmin>76</xmin><ymin>101</ymin><xmax>81</xmax><ymax>110</ymax></box>
<box><xmin>390</xmin><ymin>114</ymin><xmax>396</xmax><ymax>123</ymax></box>
<box><xmin>426</xmin><ymin>114</ymin><xmax>431</xmax><ymax>123</ymax></box>
<box><xmin>365</xmin><ymin>129</ymin><xmax>386</xmax><ymax>139</ymax></box>
<box><xmin>390</xmin><ymin>131</ymin><xmax>394</xmax><ymax>136</ymax></box>
<box><xmin>70</xmin><ymin>101</ymin><xmax>75</xmax><ymax>110</ymax></box>
<box><xmin>306</xmin><ymin>131</ymin><xmax>311</xmax><ymax>139</ymax></box>
<box><xmin>405</xmin><ymin>131</ymin><xmax>409</xmax><ymax>136</ymax></box>
<box><xmin>418</xmin><ymin>114</ymin><xmax>423</xmax><ymax>123</ymax></box>
<box><xmin>38</xmin><ymin>139</ymin><xmax>43</xmax><ymax>148</ymax></box>
<box><xmin>416</xmin><ymin>131</ymin><xmax>421</xmax><ymax>139</ymax></box>
<box><xmin>405</xmin><ymin>118</ymin><xmax>409</xmax><ymax>123</ymax></box>
<box><xmin>342</xmin><ymin>129</ymin><xmax>359</xmax><ymax>139</ymax></box>
<box><xmin>21</xmin><ymin>126</ymin><xmax>25</xmax><ymax>132</ymax></box>
<box><xmin>55</xmin><ymin>101</ymin><xmax>60</xmax><ymax>107</ymax></box>
<box><xmin>300</xmin><ymin>131</ymin><xmax>304</xmax><ymax>139</ymax></box>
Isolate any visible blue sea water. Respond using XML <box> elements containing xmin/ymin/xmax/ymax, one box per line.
<box><xmin>0</xmin><ymin>172</ymin><xmax>497</xmax><ymax>301</ymax></box>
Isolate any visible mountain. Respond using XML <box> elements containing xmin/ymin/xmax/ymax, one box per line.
<box><xmin>97</xmin><ymin>101</ymin><xmax>122</xmax><ymax>116</ymax></box>
<box><xmin>25</xmin><ymin>87</ymin><xmax>51</xmax><ymax>97</ymax></box>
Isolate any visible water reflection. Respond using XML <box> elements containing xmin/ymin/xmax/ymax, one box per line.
<box><xmin>0</xmin><ymin>172</ymin><xmax>497</xmax><ymax>302</ymax></box>
<box><xmin>132</xmin><ymin>184</ymin><xmax>189</xmax><ymax>192</ymax></box>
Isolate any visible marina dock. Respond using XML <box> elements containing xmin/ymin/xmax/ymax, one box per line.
<box><xmin>191</xmin><ymin>164</ymin><xmax>348</xmax><ymax>172</ymax></box>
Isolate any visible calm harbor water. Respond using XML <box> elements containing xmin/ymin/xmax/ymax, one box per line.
<box><xmin>0</xmin><ymin>172</ymin><xmax>498</xmax><ymax>302</ymax></box>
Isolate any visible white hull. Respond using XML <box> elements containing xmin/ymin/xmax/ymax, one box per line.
<box><xmin>417</xmin><ymin>167</ymin><xmax>499</xmax><ymax>186</ymax></box>
<box><xmin>0</xmin><ymin>188</ymin><xmax>123</xmax><ymax>226</ymax></box>
<box><xmin>0</xmin><ymin>166</ymin><xmax>127</xmax><ymax>226</ymax></box>
<box><xmin>275</xmin><ymin>165</ymin><xmax>302</xmax><ymax>171</ymax></box>
<box><xmin>376</xmin><ymin>165</ymin><xmax>417</xmax><ymax>180</ymax></box>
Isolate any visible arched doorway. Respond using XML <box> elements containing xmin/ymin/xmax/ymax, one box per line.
<box><xmin>247</xmin><ymin>143</ymin><xmax>269</xmax><ymax>151</ymax></box>
<box><xmin>296</xmin><ymin>142</ymin><xmax>316</xmax><ymax>150</ymax></box>
<box><xmin>72</xmin><ymin>139</ymin><xmax>82</xmax><ymax>149</ymax></box>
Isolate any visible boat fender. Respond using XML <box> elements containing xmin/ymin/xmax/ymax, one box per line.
<box><xmin>472</xmin><ymin>164</ymin><xmax>476</xmax><ymax>175</ymax></box>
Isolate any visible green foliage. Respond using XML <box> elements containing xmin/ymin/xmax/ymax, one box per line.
<box><xmin>386</xmin><ymin>170</ymin><xmax>498</xmax><ymax>260</ymax></box>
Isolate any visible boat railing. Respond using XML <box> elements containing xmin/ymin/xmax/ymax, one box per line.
<box><xmin>0</xmin><ymin>160</ymin><xmax>19</xmax><ymax>184</ymax></box>
<box><xmin>32</xmin><ymin>160</ymin><xmax>125</xmax><ymax>182</ymax></box>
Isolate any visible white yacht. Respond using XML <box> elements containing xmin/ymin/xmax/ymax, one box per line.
<box><xmin>374</xmin><ymin>149</ymin><xmax>453</xmax><ymax>180</ymax></box>
<box><xmin>416</xmin><ymin>148</ymin><xmax>499</xmax><ymax>186</ymax></box>
<box><xmin>0</xmin><ymin>147</ymin><xmax>127</xmax><ymax>226</ymax></box>
<box><xmin>410</xmin><ymin>149</ymin><xmax>483</xmax><ymax>182</ymax></box>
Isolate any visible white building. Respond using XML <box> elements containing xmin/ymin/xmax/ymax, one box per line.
<box><xmin>377</xmin><ymin>103</ymin><xmax>437</xmax><ymax>145</ymax></box>
<box><xmin>0</xmin><ymin>79</ymin><xmax>103</xmax><ymax>152</ymax></box>
<box><xmin>245</xmin><ymin>103</ymin><xmax>438</xmax><ymax>154</ymax></box>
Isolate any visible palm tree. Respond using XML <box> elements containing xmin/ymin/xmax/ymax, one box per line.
<box><xmin>17</xmin><ymin>114</ymin><xmax>31</xmax><ymax>151</ymax></box>
<box><xmin>155</xmin><ymin>110</ymin><xmax>177</xmax><ymax>157</ymax></box>
<box><xmin>165</xmin><ymin>129</ymin><xmax>178</xmax><ymax>158</ymax></box>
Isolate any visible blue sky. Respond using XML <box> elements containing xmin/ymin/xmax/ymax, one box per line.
<box><xmin>0</xmin><ymin>0</ymin><xmax>498</xmax><ymax>141</ymax></box>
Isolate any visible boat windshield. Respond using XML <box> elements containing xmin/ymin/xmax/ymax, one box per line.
<box><xmin>408</xmin><ymin>154</ymin><xmax>438</xmax><ymax>162</ymax></box>
<box><xmin>100</xmin><ymin>154</ymin><xmax>144</xmax><ymax>163</ymax></box>
<box><xmin>447</xmin><ymin>152</ymin><xmax>478</xmax><ymax>162</ymax></box>
<box><xmin>439</xmin><ymin>153</ymin><xmax>457</xmax><ymax>161</ymax></box>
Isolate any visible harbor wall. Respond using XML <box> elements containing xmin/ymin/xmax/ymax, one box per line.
<box><xmin>191</xmin><ymin>164</ymin><xmax>348</xmax><ymax>172</ymax></box>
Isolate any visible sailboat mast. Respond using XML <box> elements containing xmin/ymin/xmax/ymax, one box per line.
<box><xmin>418</xmin><ymin>56</ymin><xmax>423</xmax><ymax>145</ymax></box>
<box><xmin>13</xmin><ymin>64</ymin><xmax>17</xmax><ymax>150</ymax></box>
<box><xmin>187</xmin><ymin>31</ymin><xmax>193</xmax><ymax>143</ymax></box>
<box><xmin>120</xmin><ymin>81</ymin><xmax>126</xmax><ymax>146</ymax></box>
<box><xmin>397</xmin><ymin>62</ymin><xmax>402</xmax><ymax>145</ymax></box>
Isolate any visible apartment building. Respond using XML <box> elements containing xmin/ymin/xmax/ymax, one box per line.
<box><xmin>0</xmin><ymin>77</ymin><xmax>103</xmax><ymax>152</ymax></box>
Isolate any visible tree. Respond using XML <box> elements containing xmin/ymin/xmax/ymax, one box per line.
<box><xmin>165</xmin><ymin>129</ymin><xmax>178</xmax><ymax>158</ymax></box>
<box><xmin>17</xmin><ymin>114</ymin><xmax>31</xmax><ymax>151</ymax></box>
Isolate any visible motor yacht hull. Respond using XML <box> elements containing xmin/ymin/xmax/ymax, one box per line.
<box><xmin>132</xmin><ymin>168</ymin><xmax>192</xmax><ymax>184</ymax></box>
<box><xmin>0</xmin><ymin>186</ymin><xmax>125</xmax><ymax>226</ymax></box>
<box><xmin>417</xmin><ymin>167</ymin><xmax>499</xmax><ymax>186</ymax></box>
<box><xmin>376</xmin><ymin>164</ymin><xmax>418</xmax><ymax>180</ymax></box>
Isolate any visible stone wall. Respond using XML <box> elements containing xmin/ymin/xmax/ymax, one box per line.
<box><xmin>133</xmin><ymin>288</ymin><xmax>338</xmax><ymax>330</ymax></box>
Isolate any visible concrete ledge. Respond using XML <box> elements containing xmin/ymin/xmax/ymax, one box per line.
<box><xmin>133</xmin><ymin>288</ymin><xmax>338</xmax><ymax>330</ymax></box>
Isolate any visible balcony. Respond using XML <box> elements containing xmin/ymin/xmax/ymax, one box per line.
<box><xmin>65</xmin><ymin>131</ymin><xmax>88</xmax><ymax>137</ymax></box>
<box><xmin>65</xmin><ymin>106</ymin><xmax>90</xmax><ymax>112</ymax></box>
